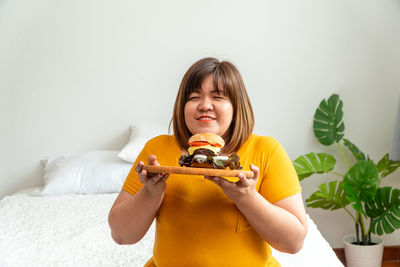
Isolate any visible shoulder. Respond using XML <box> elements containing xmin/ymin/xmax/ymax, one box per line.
<box><xmin>144</xmin><ymin>135</ymin><xmax>181</xmax><ymax>165</ymax></box>
<box><xmin>145</xmin><ymin>135</ymin><xmax>176</xmax><ymax>148</ymax></box>
<box><xmin>245</xmin><ymin>134</ymin><xmax>281</xmax><ymax>151</ymax></box>
<box><xmin>239</xmin><ymin>134</ymin><xmax>283</xmax><ymax>163</ymax></box>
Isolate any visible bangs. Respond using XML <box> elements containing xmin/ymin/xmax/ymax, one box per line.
<box><xmin>213</xmin><ymin>66</ymin><xmax>235</xmax><ymax>101</ymax></box>
<box><xmin>184</xmin><ymin>64</ymin><xmax>234</xmax><ymax>101</ymax></box>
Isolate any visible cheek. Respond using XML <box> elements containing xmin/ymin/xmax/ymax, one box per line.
<box><xmin>184</xmin><ymin>103</ymin><xmax>192</xmax><ymax>118</ymax></box>
<box><xmin>184</xmin><ymin>103</ymin><xmax>196</xmax><ymax>123</ymax></box>
<box><xmin>221</xmin><ymin>102</ymin><xmax>234</xmax><ymax>120</ymax></box>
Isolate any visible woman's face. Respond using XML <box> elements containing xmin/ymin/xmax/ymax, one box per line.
<box><xmin>184</xmin><ymin>75</ymin><xmax>234</xmax><ymax>137</ymax></box>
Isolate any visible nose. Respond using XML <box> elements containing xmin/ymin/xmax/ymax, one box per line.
<box><xmin>198</xmin><ymin>98</ymin><xmax>213</xmax><ymax>111</ymax></box>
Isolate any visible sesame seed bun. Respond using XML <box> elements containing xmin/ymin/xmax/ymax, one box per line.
<box><xmin>188</xmin><ymin>133</ymin><xmax>225</xmax><ymax>148</ymax></box>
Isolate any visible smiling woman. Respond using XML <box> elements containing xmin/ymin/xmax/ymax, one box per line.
<box><xmin>108</xmin><ymin>57</ymin><xmax>308</xmax><ymax>267</ymax></box>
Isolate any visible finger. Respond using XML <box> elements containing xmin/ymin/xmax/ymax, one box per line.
<box><xmin>150</xmin><ymin>173</ymin><xmax>166</xmax><ymax>184</ymax></box>
<box><xmin>237</xmin><ymin>173</ymin><xmax>250</xmax><ymax>187</ymax></box>
<box><xmin>135</xmin><ymin>161</ymin><xmax>144</xmax><ymax>174</ymax></box>
<box><xmin>207</xmin><ymin>176</ymin><xmax>234</xmax><ymax>188</ymax></box>
<box><xmin>149</xmin><ymin>175</ymin><xmax>161</xmax><ymax>184</ymax></box>
<box><xmin>249</xmin><ymin>164</ymin><xmax>259</xmax><ymax>180</ymax></box>
<box><xmin>163</xmin><ymin>173</ymin><xmax>169</xmax><ymax>181</ymax></box>
<box><xmin>139</xmin><ymin>169</ymin><xmax>148</xmax><ymax>183</ymax></box>
<box><xmin>208</xmin><ymin>177</ymin><xmax>222</xmax><ymax>187</ymax></box>
<box><xmin>161</xmin><ymin>173</ymin><xmax>169</xmax><ymax>182</ymax></box>
<box><xmin>148</xmin><ymin>155</ymin><xmax>161</xmax><ymax>166</ymax></box>
<box><xmin>139</xmin><ymin>170</ymin><xmax>159</xmax><ymax>179</ymax></box>
<box><xmin>140</xmin><ymin>169</ymin><xmax>153</xmax><ymax>179</ymax></box>
<box><xmin>204</xmin><ymin>176</ymin><xmax>214</xmax><ymax>181</ymax></box>
<box><xmin>204</xmin><ymin>176</ymin><xmax>223</xmax><ymax>184</ymax></box>
<box><xmin>216</xmin><ymin>177</ymin><xmax>236</xmax><ymax>189</ymax></box>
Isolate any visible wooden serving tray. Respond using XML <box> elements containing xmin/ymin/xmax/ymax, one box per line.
<box><xmin>142</xmin><ymin>165</ymin><xmax>254</xmax><ymax>178</ymax></box>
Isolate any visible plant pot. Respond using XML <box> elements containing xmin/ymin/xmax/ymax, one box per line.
<box><xmin>343</xmin><ymin>234</ymin><xmax>384</xmax><ymax>267</ymax></box>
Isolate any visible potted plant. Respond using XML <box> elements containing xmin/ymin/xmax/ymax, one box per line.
<box><xmin>293</xmin><ymin>94</ymin><xmax>400</xmax><ymax>267</ymax></box>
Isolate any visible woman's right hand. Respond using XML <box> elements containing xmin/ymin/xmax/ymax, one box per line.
<box><xmin>135</xmin><ymin>155</ymin><xmax>169</xmax><ymax>197</ymax></box>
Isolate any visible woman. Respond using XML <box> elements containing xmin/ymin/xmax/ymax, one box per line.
<box><xmin>108</xmin><ymin>57</ymin><xmax>308</xmax><ymax>266</ymax></box>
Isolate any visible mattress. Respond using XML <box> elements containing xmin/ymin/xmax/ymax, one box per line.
<box><xmin>0</xmin><ymin>192</ymin><xmax>344</xmax><ymax>267</ymax></box>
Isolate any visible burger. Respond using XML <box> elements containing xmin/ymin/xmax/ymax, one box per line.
<box><xmin>178</xmin><ymin>133</ymin><xmax>242</xmax><ymax>170</ymax></box>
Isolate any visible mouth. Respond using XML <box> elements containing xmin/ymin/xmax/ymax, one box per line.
<box><xmin>197</xmin><ymin>115</ymin><xmax>216</xmax><ymax>122</ymax></box>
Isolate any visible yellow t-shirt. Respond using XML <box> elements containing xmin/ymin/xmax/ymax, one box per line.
<box><xmin>122</xmin><ymin>134</ymin><xmax>301</xmax><ymax>267</ymax></box>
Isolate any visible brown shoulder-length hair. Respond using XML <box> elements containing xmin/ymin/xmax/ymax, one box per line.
<box><xmin>169</xmin><ymin>57</ymin><xmax>254</xmax><ymax>154</ymax></box>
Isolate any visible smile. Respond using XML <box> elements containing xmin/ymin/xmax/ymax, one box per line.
<box><xmin>197</xmin><ymin>116</ymin><xmax>215</xmax><ymax>121</ymax></box>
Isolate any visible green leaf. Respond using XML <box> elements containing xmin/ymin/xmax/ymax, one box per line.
<box><xmin>342</xmin><ymin>138</ymin><xmax>366</xmax><ymax>161</ymax></box>
<box><xmin>293</xmin><ymin>152</ymin><xmax>336</xmax><ymax>181</ymax></box>
<box><xmin>313</xmin><ymin>94</ymin><xmax>345</xmax><ymax>146</ymax></box>
<box><xmin>306</xmin><ymin>181</ymin><xmax>350</xmax><ymax>210</ymax></box>
<box><xmin>343</xmin><ymin>160</ymin><xmax>379</xmax><ymax>214</ymax></box>
<box><xmin>366</xmin><ymin>187</ymin><xmax>400</xmax><ymax>235</ymax></box>
<box><xmin>376</xmin><ymin>153</ymin><xmax>400</xmax><ymax>178</ymax></box>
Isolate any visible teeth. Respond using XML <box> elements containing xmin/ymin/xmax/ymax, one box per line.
<box><xmin>199</xmin><ymin>117</ymin><xmax>214</xmax><ymax>120</ymax></box>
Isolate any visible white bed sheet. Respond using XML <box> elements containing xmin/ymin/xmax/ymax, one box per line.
<box><xmin>0</xmin><ymin>191</ymin><xmax>343</xmax><ymax>267</ymax></box>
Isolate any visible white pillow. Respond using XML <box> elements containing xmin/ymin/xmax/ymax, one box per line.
<box><xmin>118</xmin><ymin>123</ymin><xmax>167</xmax><ymax>163</ymax></box>
<box><xmin>40</xmin><ymin>151</ymin><xmax>132</xmax><ymax>195</ymax></box>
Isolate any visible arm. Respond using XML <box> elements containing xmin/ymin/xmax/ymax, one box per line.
<box><xmin>235</xmin><ymin>190</ymin><xmax>307</xmax><ymax>253</ymax></box>
<box><xmin>108</xmin><ymin>155</ymin><xmax>168</xmax><ymax>245</ymax></box>
<box><xmin>206</xmin><ymin>164</ymin><xmax>307</xmax><ymax>254</ymax></box>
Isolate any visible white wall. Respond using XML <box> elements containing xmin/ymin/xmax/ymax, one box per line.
<box><xmin>1</xmin><ymin>0</ymin><xmax>400</xmax><ymax>248</ymax></box>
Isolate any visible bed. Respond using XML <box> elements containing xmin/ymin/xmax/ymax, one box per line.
<box><xmin>0</xmin><ymin>124</ymin><xmax>344</xmax><ymax>267</ymax></box>
<box><xmin>0</xmin><ymin>190</ymin><xmax>343</xmax><ymax>267</ymax></box>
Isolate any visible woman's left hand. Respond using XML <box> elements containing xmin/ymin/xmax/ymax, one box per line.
<box><xmin>205</xmin><ymin>164</ymin><xmax>259</xmax><ymax>203</ymax></box>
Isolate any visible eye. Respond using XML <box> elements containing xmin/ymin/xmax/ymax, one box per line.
<box><xmin>213</xmin><ymin>96</ymin><xmax>226</xmax><ymax>100</ymax></box>
<box><xmin>188</xmin><ymin>96</ymin><xmax>200</xmax><ymax>101</ymax></box>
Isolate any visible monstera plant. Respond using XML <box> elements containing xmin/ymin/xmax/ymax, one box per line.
<box><xmin>293</xmin><ymin>94</ymin><xmax>400</xmax><ymax>245</ymax></box>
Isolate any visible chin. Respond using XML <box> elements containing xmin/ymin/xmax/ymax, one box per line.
<box><xmin>193</xmin><ymin>130</ymin><xmax>222</xmax><ymax>136</ymax></box>
<box><xmin>190</xmin><ymin>127</ymin><xmax>216</xmax><ymax>135</ymax></box>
